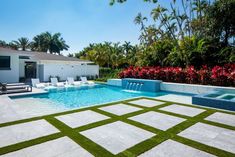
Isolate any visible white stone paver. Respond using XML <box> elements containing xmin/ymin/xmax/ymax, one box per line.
<box><xmin>99</xmin><ymin>104</ymin><xmax>142</xmax><ymax>116</ymax></box>
<box><xmin>138</xmin><ymin>139</ymin><xmax>215</xmax><ymax>157</ymax></box>
<box><xmin>129</xmin><ymin>111</ymin><xmax>186</xmax><ymax>131</ymax></box>
<box><xmin>80</xmin><ymin>121</ymin><xmax>155</xmax><ymax>155</ymax></box>
<box><xmin>55</xmin><ymin>110</ymin><xmax>109</xmax><ymax>128</ymax></box>
<box><xmin>0</xmin><ymin>120</ymin><xmax>59</xmax><ymax>148</ymax></box>
<box><xmin>159</xmin><ymin>104</ymin><xmax>205</xmax><ymax>117</ymax></box>
<box><xmin>0</xmin><ymin>95</ymin><xmax>69</xmax><ymax>124</ymax></box>
<box><xmin>178</xmin><ymin>122</ymin><xmax>235</xmax><ymax>154</ymax></box>
<box><xmin>0</xmin><ymin>88</ymin><xmax>57</xmax><ymax>124</ymax></box>
<box><xmin>205</xmin><ymin>112</ymin><xmax>235</xmax><ymax>127</ymax></box>
<box><xmin>128</xmin><ymin>99</ymin><xmax>165</xmax><ymax>107</ymax></box>
<box><xmin>1</xmin><ymin>136</ymin><xmax>93</xmax><ymax>157</ymax></box>
<box><xmin>155</xmin><ymin>94</ymin><xmax>192</xmax><ymax>104</ymax></box>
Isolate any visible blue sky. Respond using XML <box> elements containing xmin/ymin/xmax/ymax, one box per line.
<box><xmin>0</xmin><ymin>0</ymin><xmax>170</xmax><ymax>55</ymax></box>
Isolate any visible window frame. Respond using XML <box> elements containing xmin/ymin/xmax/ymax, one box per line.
<box><xmin>0</xmin><ymin>56</ymin><xmax>11</xmax><ymax>70</ymax></box>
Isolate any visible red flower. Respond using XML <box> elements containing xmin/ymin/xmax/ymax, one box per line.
<box><xmin>118</xmin><ymin>64</ymin><xmax>235</xmax><ymax>87</ymax></box>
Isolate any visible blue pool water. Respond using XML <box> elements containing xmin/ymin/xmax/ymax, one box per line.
<box><xmin>193</xmin><ymin>90</ymin><xmax>235</xmax><ymax>111</ymax></box>
<box><xmin>11</xmin><ymin>84</ymin><xmax>167</xmax><ymax>109</ymax></box>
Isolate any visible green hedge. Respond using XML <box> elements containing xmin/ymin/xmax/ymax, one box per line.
<box><xmin>96</xmin><ymin>68</ymin><xmax>122</xmax><ymax>82</ymax></box>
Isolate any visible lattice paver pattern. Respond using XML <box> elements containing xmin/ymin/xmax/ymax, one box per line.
<box><xmin>0</xmin><ymin>98</ymin><xmax>235</xmax><ymax>157</ymax></box>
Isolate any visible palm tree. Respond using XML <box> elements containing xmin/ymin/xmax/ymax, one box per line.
<box><xmin>122</xmin><ymin>41</ymin><xmax>133</xmax><ymax>55</ymax></box>
<box><xmin>134</xmin><ymin>13</ymin><xmax>147</xmax><ymax>31</ymax></box>
<box><xmin>31</xmin><ymin>34</ymin><xmax>48</xmax><ymax>52</ymax></box>
<box><xmin>8</xmin><ymin>42</ymin><xmax>18</xmax><ymax>50</ymax></box>
<box><xmin>0</xmin><ymin>40</ymin><xmax>8</xmax><ymax>48</ymax></box>
<box><xmin>12</xmin><ymin>37</ymin><xmax>31</xmax><ymax>51</ymax></box>
<box><xmin>31</xmin><ymin>32</ymin><xmax>69</xmax><ymax>54</ymax></box>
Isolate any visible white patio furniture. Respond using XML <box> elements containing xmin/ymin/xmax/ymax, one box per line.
<box><xmin>50</xmin><ymin>78</ymin><xmax>65</xmax><ymax>87</ymax></box>
<box><xmin>31</xmin><ymin>78</ymin><xmax>45</xmax><ymax>88</ymax></box>
<box><xmin>80</xmin><ymin>77</ymin><xmax>94</xmax><ymax>84</ymax></box>
<box><xmin>67</xmin><ymin>77</ymin><xmax>81</xmax><ymax>86</ymax></box>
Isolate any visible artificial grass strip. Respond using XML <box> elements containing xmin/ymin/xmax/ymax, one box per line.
<box><xmin>0</xmin><ymin>133</ymin><xmax>63</xmax><ymax>155</ymax></box>
<box><xmin>0</xmin><ymin>116</ymin><xmax>43</xmax><ymax>128</ymax></box>
<box><xmin>45</xmin><ymin>117</ymin><xmax>114</xmax><ymax>157</ymax></box>
<box><xmin>201</xmin><ymin>120</ymin><xmax>235</xmax><ymax>131</ymax></box>
<box><xmin>76</xmin><ymin>118</ymin><xmax>116</xmax><ymax>132</ymax></box>
<box><xmin>154</xmin><ymin>109</ymin><xmax>190</xmax><ymax>119</ymax></box>
<box><xmin>119</xmin><ymin>135</ymin><xmax>168</xmax><ymax>157</ymax></box>
<box><xmin>173</xmin><ymin>135</ymin><xmax>235</xmax><ymax>157</ymax></box>
<box><xmin>0</xmin><ymin>97</ymin><xmax>235</xmax><ymax>156</ymax></box>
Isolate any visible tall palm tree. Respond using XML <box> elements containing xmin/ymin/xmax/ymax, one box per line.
<box><xmin>0</xmin><ymin>40</ymin><xmax>8</xmax><ymax>48</ymax></box>
<box><xmin>8</xmin><ymin>42</ymin><xmax>18</xmax><ymax>50</ymax></box>
<box><xmin>122</xmin><ymin>41</ymin><xmax>133</xmax><ymax>55</ymax></box>
<box><xmin>134</xmin><ymin>13</ymin><xmax>147</xmax><ymax>31</ymax></box>
<box><xmin>31</xmin><ymin>32</ymin><xmax>69</xmax><ymax>54</ymax></box>
<box><xmin>12</xmin><ymin>37</ymin><xmax>31</xmax><ymax>51</ymax></box>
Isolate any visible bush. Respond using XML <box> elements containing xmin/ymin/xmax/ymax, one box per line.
<box><xmin>119</xmin><ymin>64</ymin><xmax>235</xmax><ymax>87</ymax></box>
<box><xmin>96</xmin><ymin>68</ymin><xmax>122</xmax><ymax>82</ymax></box>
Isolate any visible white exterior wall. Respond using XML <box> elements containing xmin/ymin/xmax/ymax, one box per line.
<box><xmin>0</xmin><ymin>52</ymin><xmax>19</xmax><ymax>83</ymax></box>
<box><xmin>42</xmin><ymin>62</ymin><xmax>99</xmax><ymax>81</ymax></box>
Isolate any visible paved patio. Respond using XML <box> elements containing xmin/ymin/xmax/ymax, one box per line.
<box><xmin>0</xmin><ymin>97</ymin><xmax>235</xmax><ymax>157</ymax></box>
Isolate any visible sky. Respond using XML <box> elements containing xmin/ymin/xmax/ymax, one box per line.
<box><xmin>0</xmin><ymin>0</ymin><xmax>170</xmax><ymax>55</ymax></box>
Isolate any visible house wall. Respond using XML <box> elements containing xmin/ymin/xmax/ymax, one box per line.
<box><xmin>0</xmin><ymin>53</ymin><xmax>19</xmax><ymax>83</ymax></box>
<box><xmin>42</xmin><ymin>63</ymin><xmax>99</xmax><ymax>82</ymax></box>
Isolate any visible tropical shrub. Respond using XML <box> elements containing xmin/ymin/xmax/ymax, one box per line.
<box><xmin>96</xmin><ymin>68</ymin><xmax>121</xmax><ymax>82</ymax></box>
<box><xmin>119</xmin><ymin>64</ymin><xmax>235</xmax><ymax>87</ymax></box>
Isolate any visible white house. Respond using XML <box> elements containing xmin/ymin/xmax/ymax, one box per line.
<box><xmin>0</xmin><ymin>47</ymin><xmax>99</xmax><ymax>83</ymax></box>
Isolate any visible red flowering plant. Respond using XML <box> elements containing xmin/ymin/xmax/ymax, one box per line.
<box><xmin>185</xmin><ymin>66</ymin><xmax>199</xmax><ymax>84</ymax></box>
<box><xmin>211</xmin><ymin>65</ymin><xmax>228</xmax><ymax>86</ymax></box>
<box><xmin>172</xmin><ymin>67</ymin><xmax>186</xmax><ymax>83</ymax></box>
<box><xmin>197</xmin><ymin>65</ymin><xmax>211</xmax><ymax>85</ymax></box>
<box><xmin>211</xmin><ymin>64</ymin><xmax>235</xmax><ymax>86</ymax></box>
<box><xmin>119</xmin><ymin>64</ymin><xmax>235</xmax><ymax>87</ymax></box>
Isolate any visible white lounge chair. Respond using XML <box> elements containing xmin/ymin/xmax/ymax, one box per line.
<box><xmin>80</xmin><ymin>77</ymin><xmax>94</xmax><ymax>84</ymax></box>
<box><xmin>50</xmin><ymin>78</ymin><xmax>64</xmax><ymax>87</ymax></box>
<box><xmin>67</xmin><ymin>77</ymin><xmax>81</xmax><ymax>86</ymax></box>
<box><xmin>31</xmin><ymin>78</ymin><xmax>45</xmax><ymax>88</ymax></box>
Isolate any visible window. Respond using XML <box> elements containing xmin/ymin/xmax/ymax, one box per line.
<box><xmin>0</xmin><ymin>56</ymin><xmax>11</xmax><ymax>70</ymax></box>
<box><xmin>19</xmin><ymin>56</ymin><xmax>30</xmax><ymax>59</ymax></box>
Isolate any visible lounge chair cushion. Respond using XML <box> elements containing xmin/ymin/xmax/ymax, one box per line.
<box><xmin>73</xmin><ymin>81</ymin><xmax>81</xmax><ymax>86</ymax></box>
<box><xmin>36</xmin><ymin>84</ymin><xmax>45</xmax><ymax>88</ymax></box>
<box><xmin>56</xmin><ymin>82</ymin><xmax>65</xmax><ymax>87</ymax></box>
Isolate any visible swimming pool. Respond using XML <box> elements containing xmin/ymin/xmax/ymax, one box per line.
<box><xmin>192</xmin><ymin>90</ymin><xmax>235</xmax><ymax>111</ymax></box>
<box><xmin>11</xmin><ymin>84</ymin><xmax>166</xmax><ymax>109</ymax></box>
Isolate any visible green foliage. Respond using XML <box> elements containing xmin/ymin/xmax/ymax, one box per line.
<box><xmin>207</xmin><ymin>0</ymin><xmax>235</xmax><ymax>46</ymax></box>
<box><xmin>31</xmin><ymin>32</ymin><xmax>69</xmax><ymax>54</ymax></box>
<box><xmin>109</xmin><ymin>0</ymin><xmax>157</xmax><ymax>5</ymax></box>
<box><xmin>0</xmin><ymin>32</ymin><xmax>69</xmax><ymax>55</ymax></box>
<box><xmin>96</xmin><ymin>68</ymin><xmax>121</xmax><ymax>82</ymax></box>
<box><xmin>0</xmin><ymin>40</ymin><xmax>8</xmax><ymax>47</ymax></box>
<box><xmin>76</xmin><ymin>42</ymin><xmax>130</xmax><ymax>69</ymax></box>
<box><xmin>166</xmin><ymin>36</ymin><xmax>208</xmax><ymax>67</ymax></box>
<box><xmin>99</xmin><ymin>0</ymin><xmax>235</xmax><ymax>68</ymax></box>
<box><xmin>12</xmin><ymin>37</ymin><xmax>31</xmax><ymax>51</ymax></box>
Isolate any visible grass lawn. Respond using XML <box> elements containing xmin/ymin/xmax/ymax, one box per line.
<box><xmin>0</xmin><ymin>97</ymin><xmax>235</xmax><ymax>157</ymax></box>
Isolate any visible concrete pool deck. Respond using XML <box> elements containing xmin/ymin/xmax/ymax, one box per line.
<box><xmin>0</xmin><ymin>95</ymin><xmax>235</xmax><ymax>156</ymax></box>
<box><xmin>0</xmin><ymin>88</ymin><xmax>67</xmax><ymax>124</ymax></box>
<box><xmin>0</xmin><ymin>88</ymin><xmax>193</xmax><ymax>124</ymax></box>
